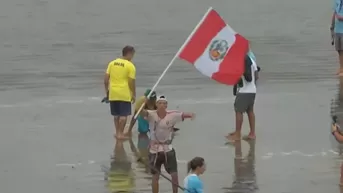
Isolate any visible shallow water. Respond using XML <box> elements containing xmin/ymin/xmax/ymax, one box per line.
<box><xmin>0</xmin><ymin>0</ymin><xmax>342</xmax><ymax>192</ymax></box>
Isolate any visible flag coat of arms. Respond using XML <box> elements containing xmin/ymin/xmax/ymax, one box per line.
<box><xmin>178</xmin><ymin>7</ymin><xmax>249</xmax><ymax>85</ymax></box>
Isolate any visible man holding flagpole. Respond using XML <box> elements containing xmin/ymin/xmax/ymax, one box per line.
<box><xmin>178</xmin><ymin>9</ymin><xmax>249</xmax><ymax>86</ymax></box>
<box><xmin>227</xmin><ymin>52</ymin><xmax>259</xmax><ymax>141</ymax></box>
<box><xmin>139</xmin><ymin>95</ymin><xmax>195</xmax><ymax>193</ymax></box>
<box><xmin>177</xmin><ymin>7</ymin><xmax>251</xmax><ymax>141</ymax></box>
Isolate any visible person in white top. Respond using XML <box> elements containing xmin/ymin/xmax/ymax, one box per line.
<box><xmin>227</xmin><ymin>54</ymin><xmax>259</xmax><ymax>141</ymax></box>
<box><xmin>139</xmin><ymin>95</ymin><xmax>195</xmax><ymax>193</ymax></box>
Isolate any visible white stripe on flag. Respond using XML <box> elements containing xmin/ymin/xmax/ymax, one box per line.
<box><xmin>194</xmin><ymin>25</ymin><xmax>236</xmax><ymax>77</ymax></box>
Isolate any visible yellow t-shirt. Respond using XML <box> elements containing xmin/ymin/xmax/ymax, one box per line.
<box><xmin>106</xmin><ymin>58</ymin><xmax>136</xmax><ymax>102</ymax></box>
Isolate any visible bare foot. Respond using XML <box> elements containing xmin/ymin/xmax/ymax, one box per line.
<box><xmin>242</xmin><ymin>134</ymin><xmax>256</xmax><ymax>140</ymax></box>
<box><xmin>124</xmin><ymin>131</ymin><xmax>132</xmax><ymax>137</ymax></box>
<box><xmin>114</xmin><ymin>134</ymin><xmax>119</xmax><ymax>139</ymax></box>
<box><xmin>226</xmin><ymin>134</ymin><xmax>241</xmax><ymax>141</ymax></box>
<box><xmin>226</xmin><ymin>132</ymin><xmax>236</xmax><ymax>137</ymax></box>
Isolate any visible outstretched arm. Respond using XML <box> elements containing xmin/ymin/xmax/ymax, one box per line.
<box><xmin>182</xmin><ymin>112</ymin><xmax>195</xmax><ymax>120</ymax></box>
<box><xmin>171</xmin><ymin>111</ymin><xmax>195</xmax><ymax>126</ymax></box>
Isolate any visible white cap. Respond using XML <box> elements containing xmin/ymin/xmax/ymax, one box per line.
<box><xmin>156</xmin><ymin>95</ymin><xmax>167</xmax><ymax>102</ymax></box>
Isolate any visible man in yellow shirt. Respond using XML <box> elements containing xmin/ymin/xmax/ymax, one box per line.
<box><xmin>104</xmin><ymin>46</ymin><xmax>136</xmax><ymax>139</ymax></box>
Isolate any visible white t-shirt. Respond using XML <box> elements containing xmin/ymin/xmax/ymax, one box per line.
<box><xmin>238</xmin><ymin>59</ymin><xmax>258</xmax><ymax>94</ymax></box>
<box><xmin>146</xmin><ymin>110</ymin><xmax>183</xmax><ymax>153</ymax></box>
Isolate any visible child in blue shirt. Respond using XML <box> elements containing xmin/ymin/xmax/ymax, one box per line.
<box><xmin>183</xmin><ymin>157</ymin><xmax>206</xmax><ymax>193</ymax></box>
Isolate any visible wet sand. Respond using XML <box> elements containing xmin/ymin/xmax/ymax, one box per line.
<box><xmin>0</xmin><ymin>0</ymin><xmax>342</xmax><ymax>192</ymax></box>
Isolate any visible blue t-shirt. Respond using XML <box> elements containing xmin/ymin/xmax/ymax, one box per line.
<box><xmin>334</xmin><ymin>0</ymin><xmax>343</xmax><ymax>33</ymax></box>
<box><xmin>183</xmin><ymin>174</ymin><xmax>203</xmax><ymax>193</ymax></box>
<box><xmin>137</xmin><ymin>115</ymin><xmax>149</xmax><ymax>133</ymax></box>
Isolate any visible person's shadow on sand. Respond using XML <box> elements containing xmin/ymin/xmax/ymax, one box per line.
<box><xmin>223</xmin><ymin>140</ymin><xmax>258</xmax><ymax>193</ymax></box>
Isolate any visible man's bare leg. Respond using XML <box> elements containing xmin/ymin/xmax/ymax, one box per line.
<box><xmin>152</xmin><ymin>174</ymin><xmax>159</xmax><ymax>193</ymax></box>
<box><xmin>340</xmin><ymin>162</ymin><xmax>343</xmax><ymax>186</ymax></box>
<box><xmin>124</xmin><ymin>115</ymin><xmax>136</xmax><ymax>137</ymax></box>
<box><xmin>114</xmin><ymin>116</ymin><xmax>120</xmax><ymax>138</ymax></box>
<box><xmin>339</xmin><ymin>51</ymin><xmax>343</xmax><ymax>76</ymax></box>
<box><xmin>227</xmin><ymin>112</ymin><xmax>243</xmax><ymax>141</ymax></box>
<box><xmin>116</xmin><ymin>116</ymin><xmax>128</xmax><ymax>139</ymax></box>
<box><xmin>170</xmin><ymin>172</ymin><xmax>179</xmax><ymax>193</ymax></box>
<box><xmin>246</xmin><ymin>109</ymin><xmax>256</xmax><ymax>140</ymax></box>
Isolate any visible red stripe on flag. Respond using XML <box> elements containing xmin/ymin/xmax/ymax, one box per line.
<box><xmin>212</xmin><ymin>34</ymin><xmax>249</xmax><ymax>85</ymax></box>
<box><xmin>178</xmin><ymin>9</ymin><xmax>226</xmax><ymax>64</ymax></box>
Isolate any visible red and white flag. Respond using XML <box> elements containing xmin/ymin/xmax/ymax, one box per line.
<box><xmin>178</xmin><ymin>7</ymin><xmax>249</xmax><ymax>85</ymax></box>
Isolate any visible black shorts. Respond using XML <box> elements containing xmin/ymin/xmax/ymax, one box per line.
<box><xmin>148</xmin><ymin>149</ymin><xmax>177</xmax><ymax>174</ymax></box>
<box><xmin>109</xmin><ymin>101</ymin><xmax>131</xmax><ymax>116</ymax></box>
<box><xmin>234</xmin><ymin>93</ymin><xmax>256</xmax><ymax>113</ymax></box>
<box><xmin>335</xmin><ymin>33</ymin><xmax>343</xmax><ymax>51</ymax></box>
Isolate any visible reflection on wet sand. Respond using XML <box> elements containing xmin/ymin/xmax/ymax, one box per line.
<box><xmin>101</xmin><ymin>135</ymin><xmax>153</xmax><ymax>193</ymax></box>
<box><xmin>136</xmin><ymin>133</ymin><xmax>150</xmax><ymax>175</ymax></box>
<box><xmin>330</xmin><ymin>77</ymin><xmax>343</xmax><ymax>154</ymax></box>
<box><xmin>103</xmin><ymin>139</ymin><xmax>135</xmax><ymax>193</ymax></box>
<box><xmin>225</xmin><ymin>140</ymin><xmax>257</xmax><ymax>193</ymax></box>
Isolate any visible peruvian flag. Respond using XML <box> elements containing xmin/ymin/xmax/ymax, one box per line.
<box><xmin>178</xmin><ymin>7</ymin><xmax>249</xmax><ymax>85</ymax></box>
